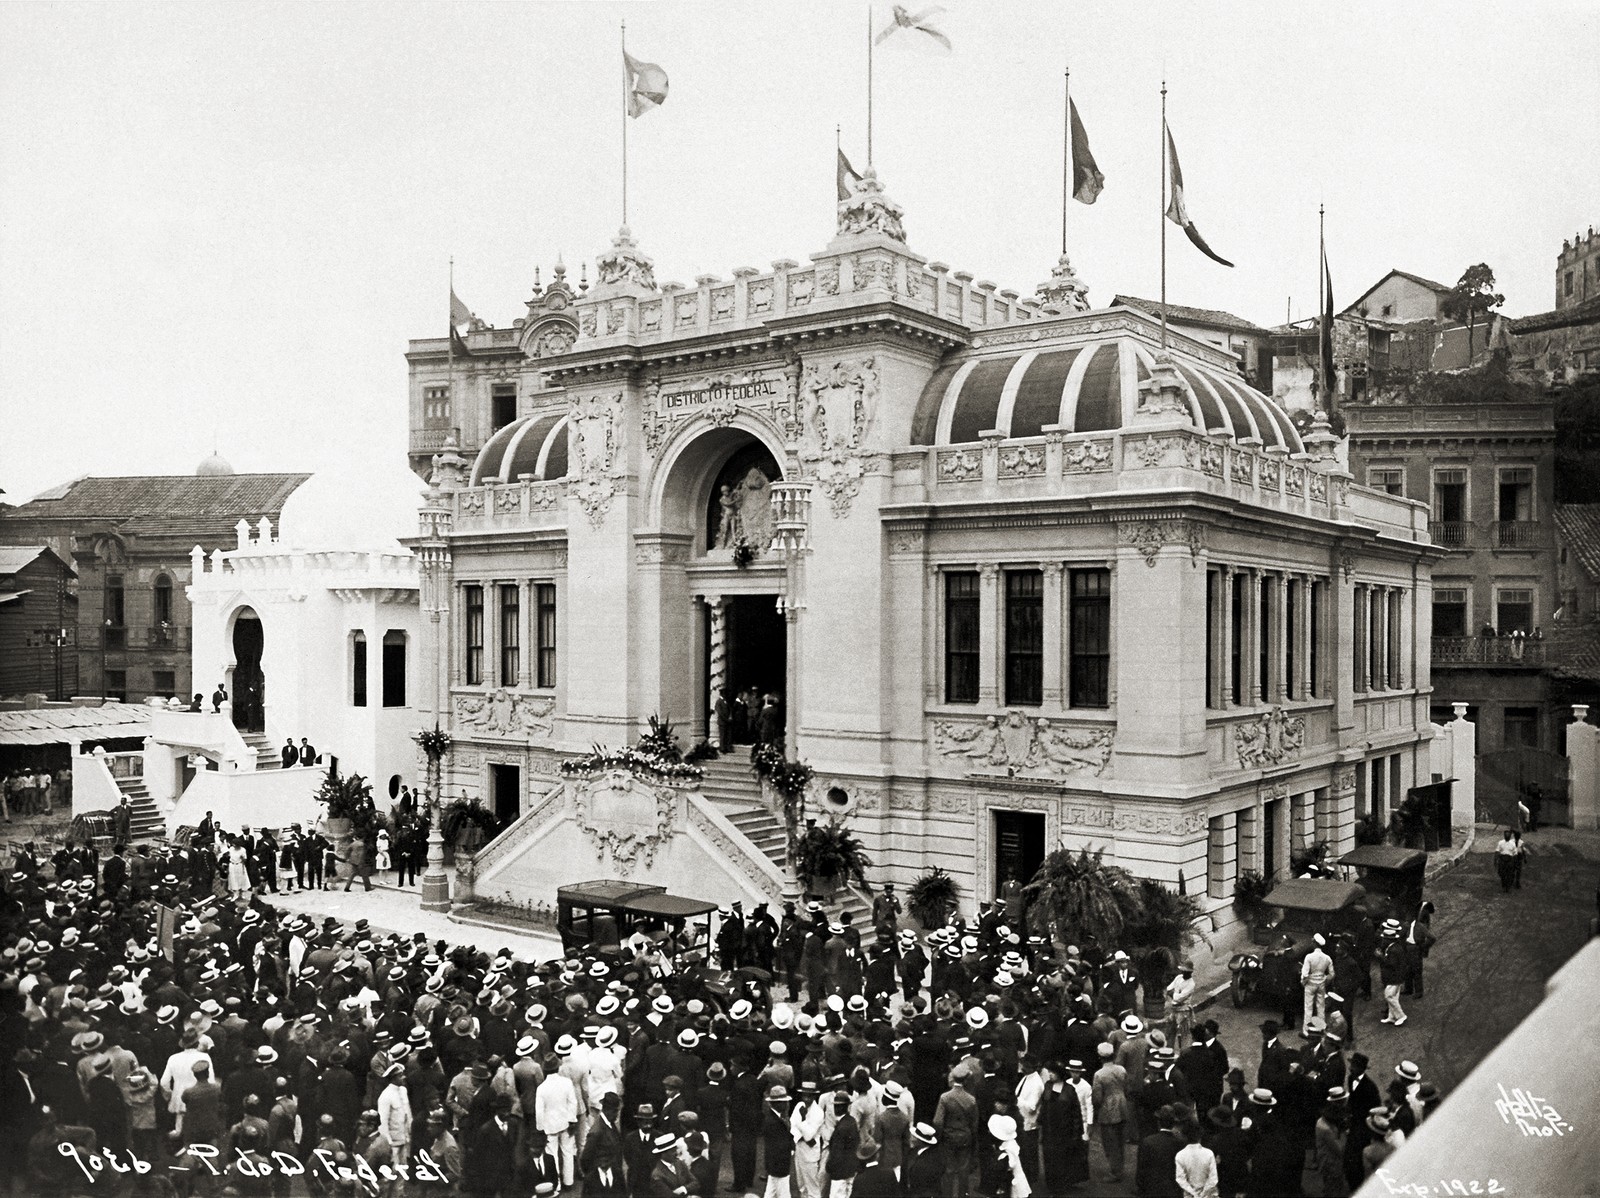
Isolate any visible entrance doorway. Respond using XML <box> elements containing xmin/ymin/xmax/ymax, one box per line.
<box><xmin>993</xmin><ymin>810</ymin><xmax>1046</xmax><ymax>901</ymax></box>
<box><xmin>720</xmin><ymin>595</ymin><xmax>787</xmax><ymax>744</ymax></box>
<box><xmin>1263</xmin><ymin>798</ymin><xmax>1284</xmax><ymax>882</ymax></box>
<box><xmin>490</xmin><ymin>764</ymin><xmax>521</xmax><ymax>825</ymax></box>
<box><xmin>231</xmin><ymin>610</ymin><xmax>264</xmax><ymax>733</ymax></box>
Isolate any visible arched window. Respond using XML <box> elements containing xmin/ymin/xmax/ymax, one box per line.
<box><xmin>382</xmin><ymin>631</ymin><xmax>407</xmax><ymax>708</ymax></box>
<box><xmin>153</xmin><ymin>575</ymin><xmax>173</xmax><ymax>627</ymax></box>
<box><xmin>351</xmin><ymin>632</ymin><xmax>368</xmax><ymax>707</ymax></box>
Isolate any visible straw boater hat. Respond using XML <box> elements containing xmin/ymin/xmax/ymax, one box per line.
<box><xmin>910</xmin><ymin>1122</ymin><xmax>938</xmax><ymax>1146</ymax></box>
<box><xmin>1249</xmin><ymin>1088</ymin><xmax>1277</xmax><ymax>1108</ymax></box>
<box><xmin>1395</xmin><ymin>1061</ymin><xmax>1422</xmax><ymax>1083</ymax></box>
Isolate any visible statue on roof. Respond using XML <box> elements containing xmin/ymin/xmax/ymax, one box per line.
<box><xmin>596</xmin><ymin>226</ymin><xmax>658</xmax><ymax>292</ymax></box>
<box><xmin>837</xmin><ymin>166</ymin><xmax>906</xmax><ymax>244</ymax></box>
<box><xmin>1036</xmin><ymin>253</ymin><xmax>1090</xmax><ymax>313</ymax></box>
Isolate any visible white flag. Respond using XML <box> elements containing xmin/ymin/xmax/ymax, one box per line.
<box><xmin>875</xmin><ymin>5</ymin><xmax>952</xmax><ymax>53</ymax></box>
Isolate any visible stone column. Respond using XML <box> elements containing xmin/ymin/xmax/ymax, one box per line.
<box><xmin>1568</xmin><ymin>708</ymin><xmax>1596</xmax><ymax>830</ymax></box>
<box><xmin>1219</xmin><ymin>568</ymin><xmax>1235</xmax><ymax>706</ymax></box>
<box><xmin>1268</xmin><ymin>573</ymin><xmax>1288</xmax><ymax>704</ymax></box>
<box><xmin>708</xmin><ymin>598</ymin><xmax>728</xmax><ymax>746</ymax></box>
<box><xmin>1042</xmin><ymin>562</ymin><xmax>1065</xmax><ymax>707</ymax></box>
<box><xmin>978</xmin><ymin>564</ymin><xmax>1001</xmax><ymax>706</ymax></box>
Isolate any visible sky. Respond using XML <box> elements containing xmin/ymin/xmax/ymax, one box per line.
<box><xmin>2</xmin><ymin>1</ymin><xmax>1597</xmax><ymax>503</ymax></box>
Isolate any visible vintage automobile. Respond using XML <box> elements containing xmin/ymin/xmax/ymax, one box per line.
<box><xmin>1337</xmin><ymin>844</ymin><xmax>1426</xmax><ymax>924</ymax></box>
<box><xmin>556</xmin><ymin>879</ymin><xmax>720</xmax><ymax>956</ymax></box>
<box><xmin>1230</xmin><ymin>878</ymin><xmax>1369</xmax><ymax>1009</ymax></box>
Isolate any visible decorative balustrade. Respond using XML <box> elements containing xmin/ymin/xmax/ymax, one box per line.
<box><xmin>1429</xmin><ymin>521</ymin><xmax>1472</xmax><ymax>549</ymax></box>
<box><xmin>769</xmin><ymin>482</ymin><xmax>813</xmax><ymax>556</ymax></box>
<box><xmin>454</xmin><ymin>481</ymin><xmax>567</xmax><ymax>530</ymax></box>
<box><xmin>1432</xmin><ymin>635</ymin><xmax>1547</xmax><ymax>666</ymax></box>
<box><xmin>1492</xmin><ymin>521</ymin><xmax>1547</xmax><ymax>550</ymax></box>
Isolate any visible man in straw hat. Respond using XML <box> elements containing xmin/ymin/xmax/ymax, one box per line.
<box><xmin>761</xmin><ymin>1085</ymin><xmax>795</xmax><ymax>1198</ymax></box>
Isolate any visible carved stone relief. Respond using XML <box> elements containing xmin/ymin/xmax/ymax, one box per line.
<box><xmin>999</xmin><ymin>445</ymin><xmax>1045</xmax><ymax>478</ymax></box>
<box><xmin>1063</xmin><ymin>439</ymin><xmax>1113</xmax><ymax>473</ymax></box>
<box><xmin>455</xmin><ymin>690</ymin><xmax>556</xmax><ymax>741</ymax></box>
<box><xmin>571</xmin><ymin>771</ymin><xmax>678</xmax><ymax>875</ymax></box>
<box><xmin>1120</xmin><ymin>521</ymin><xmax>1166</xmax><ymax>567</ymax></box>
<box><xmin>1233</xmin><ymin>707</ymin><xmax>1307</xmax><ymax>769</ymax></box>
<box><xmin>569</xmin><ymin>391</ymin><xmax>624</xmax><ymax>528</ymax></box>
<box><xmin>798</xmin><ymin>357</ymin><xmax>879</xmax><ymax>517</ymax></box>
<box><xmin>938</xmin><ymin>449</ymin><xmax>981</xmax><ymax>482</ymax></box>
<box><xmin>1285</xmin><ymin>465</ymin><xmax>1306</xmax><ymax>497</ymax></box>
<box><xmin>931</xmin><ymin>711</ymin><xmax>1114</xmax><ymax>778</ymax></box>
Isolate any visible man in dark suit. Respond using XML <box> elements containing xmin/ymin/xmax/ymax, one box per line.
<box><xmin>298</xmin><ymin>738</ymin><xmax>317</xmax><ymax>766</ymax></box>
<box><xmin>102</xmin><ymin>845</ymin><xmax>128</xmax><ymax>898</ymax></box>
<box><xmin>1179</xmin><ymin>1027</ymin><xmax>1224</xmax><ymax>1112</ymax></box>
<box><xmin>624</xmin><ymin>1104</ymin><xmax>658</xmax><ymax>1197</ymax></box>
<box><xmin>1133</xmin><ymin>1103</ymin><xmax>1183</xmax><ymax>1198</ymax></box>
<box><xmin>727</xmin><ymin>1059</ymin><xmax>763</xmax><ymax>1193</ymax></box>
<box><xmin>1257</xmin><ymin>1020</ymin><xmax>1295</xmax><ymax>1098</ymax></box>
<box><xmin>904</xmin><ymin>1122</ymin><xmax>945</xmax><ymax>1197</ymax></box>
<box><xmin>281</xmin><ymin>739</ymin><xmax>298</xmax><ymax>769</ymax></box>
<box><xmin>580</xmin><ymin>1092</ymin><xmax>629</xmax><ymax>1196</ymax></box>
<box><xmin>462</xmin><ymin>1097</ymin><xmax>518</xmax><ymax>1197</ymax></box>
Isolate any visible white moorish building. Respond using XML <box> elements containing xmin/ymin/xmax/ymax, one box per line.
<box><xmin>407</xmin><ymin>172</ymin><xmax>1442</xmax><ymax>924</ymax></box>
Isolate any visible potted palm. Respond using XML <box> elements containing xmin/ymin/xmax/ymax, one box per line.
<box><xmin>315</xmin><ymin>763</ymin><xmax>375</xmax><ymax>874</ymax></box>
<box><xmin>1022</xmin><ymin>846</ymin><xmax>1135</xmax><ymax>947</ymax></box>
<box><xmin>1121</xmin><ymin>877</ymin><xmax>1205</xmax><ymax>1018</ymax></box>
<box><xmin>907</xmin><ymin>866</ymin><xmax>960</xmax><ymax>931</ymax></box>
<box><xmin>793</xmin><ymin>820</ymin><xmax>871</xmax><ymax>899</ymax></box>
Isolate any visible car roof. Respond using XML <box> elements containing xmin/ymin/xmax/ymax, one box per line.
<box><xmin>624</xmin><ymin>893</ymin><xmax>718</xmax><ymax>918</ymax></box>
<box><xmin>557</xmin><ymin>880</ymin><xmax>667</xmax><ymax>906</ymax></box>
<box><xmin>1265</xmin><ymin>878</ymin><xmax>1366</xmax><ymax>912</ymax></box>
<box><xmin>1339</xmin><ymin>845</ymin><xmax>1426</xmax><ymax>871</ymax></box>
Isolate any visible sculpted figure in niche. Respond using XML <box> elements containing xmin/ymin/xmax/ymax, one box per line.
<box><xmin>714</xmin><ymin>484</ymin><xmax>741</xmax><ymax>549</ymax></box>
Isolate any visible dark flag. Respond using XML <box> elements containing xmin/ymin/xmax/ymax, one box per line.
<box><xmin>450</xmin><ymin>288</ymin><xmax>474</xmax><ymax>358</ymax></box>
<box><xmin>1165</xmin><ymin>126</ymin><xmax>1233</xmax><ymax>267</ymax></box>
<box><xmin>1321</xmin><ymin>244</ymin><xmax>1336</xmax><ymax>403</ymax></box>
<box><xmin>837</xmin><ymin>148</ymin><xmax>863</xmax><ymax>202</ymax></box>
<box><xmin>1070</xmin><ymin>98</ymin><xmax>1104</xmax><ymax>204</ymax></box>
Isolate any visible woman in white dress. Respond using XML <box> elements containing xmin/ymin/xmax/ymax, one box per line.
<box><xmin>226</xmin><ymin>839</ymin><xmax>251</xmax><ymax>899</ymax></box>
<box><xmin>375</xmin><ymin>829</ymin><xmax>392</xmax><ymax>874</ymax></box>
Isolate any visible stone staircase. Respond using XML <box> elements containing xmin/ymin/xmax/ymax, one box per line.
<box><xmin>113</xmin><ymin>775</ymin><xmax>165</xmax><ymax>841</ymax></box>
<box><xmin>240</xmin><ymin>731</ymin><xmax>282</xmax><ymax>771</ymax></box>
<box><xmin>696</xmin><ymin>754</ymin><xmax>872</xmax><ymax>928</ymax></box>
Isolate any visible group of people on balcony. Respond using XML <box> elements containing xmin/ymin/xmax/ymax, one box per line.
<box><xmin>715</xmin><ymin>688</ymin><xmax>784</xmax><ymax>751</ymax></box>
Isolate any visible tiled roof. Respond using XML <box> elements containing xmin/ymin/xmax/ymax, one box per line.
<box><xmin>2</xmin><ymin>473</ymin><xmax>309</xmax><ymax>520</ymax></box>
<box><xmin>1545</xmin><ymin>624</ymin><xmax>1600</xmax><ymax>685</ymax></box>
<box><xmin>1555</xmin><ymin>505</ymin><xmax>1600</xmax><ymax>581</ymax></box>
<box><xmin>1112</xmin><ymin>296</ymin><xmax>1266</xmax><ymax>334</ymax></box>
<box><xmin>0</xmin><ymin>546</ymin><xmax>50</xmax><ymax>576</ymax></box>
<box><xmin>0</xmin><ymin>702</ymin><xmax>152</xmax><ymax>746</ymax></box>
<box><xmin>1510</xmin><ymin>296</ymin><xmax>1600</xmax><ymax>335</ymax></box>
<box><xmin>1342</xmin><ymin>269</ymin><xmax>1453</xmax><ymax>316</ymax></box>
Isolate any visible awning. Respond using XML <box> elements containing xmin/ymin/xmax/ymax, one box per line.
<box><xmin>0</xmin><ymin>703</ymin><xmax>152</xmax><ymax>747</ymax></box>
<box><xmin>0</xmin><ymin>589</ymin><xmax>31</xmax><ymax>606</ymax></box>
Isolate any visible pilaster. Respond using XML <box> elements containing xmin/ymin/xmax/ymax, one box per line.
<box><xmin>978</xmin><ymin>564</ymin><xmax>1000</xmax><ymax>707</ymax></box>
<box><xmin>1042</xmin><ymin>562</ymin><xmax>1065</xmax><ymax>707</ymax></box>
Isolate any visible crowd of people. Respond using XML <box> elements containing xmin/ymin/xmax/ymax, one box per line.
<box><xmin>1</xmin><ymin>836</ymin><xmax>1452</xmax><ymax>1198</ymax></box>
<box><xmin>2</xmin><ymin>765</ymin><xmax>68</xmax><ymax>820</ymax></box>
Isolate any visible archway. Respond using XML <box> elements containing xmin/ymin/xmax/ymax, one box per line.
<box><xmin>230</xmin><ymin>608</ymin><xmax>265</xmax><ymax>733</ymax></box>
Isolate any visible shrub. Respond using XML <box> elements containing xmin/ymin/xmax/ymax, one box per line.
<box><xmin>793</xmin><ymin>821</ymin><xmax>871</xmax><ymax>889</ymax></box>
<box><xmin>907</xmin><ymin>867</ymin><xmax>959</xmax><ymax>929</ymax></box>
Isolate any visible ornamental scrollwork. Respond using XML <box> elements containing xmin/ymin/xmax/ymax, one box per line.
<box><xmin>999</xmin><ymin>445</ymin><xmax>1045</xmax><ymax>478</ymax></box>
<box><xmin>1119</xmin><ymin>521</ymin><xmax>1167</xmax><ymax>567</ymax></box>
<box><xmin>571</xmin><ymin>771</ymin><xmax>679</xmax><ymax>876</ymax></box>
<box><xmin>1064</xmin><ymin>439</ymin><xmax>1113</xmax><ymax>473</ymax></box>
<box><xmin>798</xmin><ymin>357</ymin><xmax>879</xmax><ymax>518</ymax></box>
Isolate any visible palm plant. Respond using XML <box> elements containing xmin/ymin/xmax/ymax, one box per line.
<box><xmin>907</xmin><ymin>867</ymin><xmax>959</xmax><ymax>930</ymax></box>
<box><xmin>1022</xmin><ymin>846</ymin><xmax>1135</xmax><ymax>946</ymax></box>
<box><xmin>1121</xmin><ymin>877</ymin><xmax>1205</xmax><ymax>1010</ymax></box>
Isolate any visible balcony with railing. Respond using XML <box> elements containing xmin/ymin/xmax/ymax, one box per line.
<box><xmin>1432</xmin><ymin>635</ymin><xmax>1547</xmax><ymax>667</ymax></box>
<box><xmin>1492</xmin><ymin>520</ymin><xmax>1549</xmax><ymax>551</ymax></box>
<box><xmin>1428</xmin><ymin>521</ymin><xmax>1472</xmax><ymax>549</ymax></box>
<box><xmin>147</xmin><ymin>623</ymin><xmax>191</xmax><ymax>650</ymax></box>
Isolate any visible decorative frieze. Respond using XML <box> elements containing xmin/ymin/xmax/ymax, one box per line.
<box><xmin>931</xmin><ymin>710</ymin><xmax>1113</xmax><ymax>778</ymax></box>
<box><xmin>1063</xmin><ymin>438</ymin><xmax>1113</xmax><ymax>473</ymax></box>
<box><xmin>455</xmin><ymin>690</ymin><xmax>556</xmax><ymax>740</ymax></box>
<box><xmin>938</xmin><ymin>449</ymin><xmax>981</xmax><ymax>482</ymax></box>
<box><xmin>998</xmin><ymin>445</ymin><xmax>1045</xmax><ymax>479</ymax></box>
<box><xmin>1233</xmin><ymin>707</ymin><xmax>1307</xmax><ymax>768</ymax></box>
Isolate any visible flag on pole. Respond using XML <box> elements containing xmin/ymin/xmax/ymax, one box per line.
<box><xmin>874</xmin><ymin>4</ymin><xmax>952</xmax><ymax>52</ymax></box>
<box><xmin>1164</xmin><ymin>126</ymin><xmax>1233</xmax><ymax>267</ymax></box>
<box><xmin>837</xmin><ymin>148</ymin><xmax>864</xmax><ymax>201</ymax></box>
<box><xmin>624</xmin><ymin>50</ymin><xmax>669</xmax><ymax>117</ymax></box>
<box><xmin>1321</xmin><ymin>243</ymin><xmax>1336</xmax><ymax>401</ymax></box>
<box><xmin>1069</xmin><ymin>98</ymin><xmax>1103</xmax><ymax>204</ymax></box>
<box><xmin>450</xmin><ymin>288</ymin><xmax>474</xmax><ymax>357</ymax></box>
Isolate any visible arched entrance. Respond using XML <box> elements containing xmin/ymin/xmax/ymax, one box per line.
<box><xmin>655</xmin><ymin>422</ymin><xmax>791</xmax><ymax>745</ymax></box>
<box><xmin>230</xmin><ymin>608</ymin><xmax>265</xmax><ymax>733</ymax></box>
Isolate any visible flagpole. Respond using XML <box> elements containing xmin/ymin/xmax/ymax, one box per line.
<box><xmin>621</xmin><ymin>20</ymin><xmax>628</xmax><ymax>227</ymax></box>
<box><xmin>1062</xmin><ymin>63</ymin><xmax>1070</xmax><ymax>256</ymax></box>
<box><xmin>1160</xmin><ymin>80</ymin><xmax>1168</xmax><ymax>351</ymax></box>
<box><xmin>866</xmin><ymin>5</ymin><xmax>874</xmax><ymax>166</ymax></box>
<box><xmin>447</xmin><ymin>257</ymin><xmax>456</xmax><ymax>432</ymax></box>
<box><xmin>1318</xmin><ymin>203</ymin><xmax>1326</xmax><ymax>401</ymax></box>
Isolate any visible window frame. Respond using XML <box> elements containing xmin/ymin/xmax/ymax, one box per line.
<box><xmin>535</xmin><ymin>582</ymin><xmax>558</xmax><ymax>690</ymax></box>
<box><xmin>1003</xmin><ymin>568</ymin><xmax>1044</xmax><ymax>708</ymax></box>
<box><xmin>423</xmin><ymin>384</ymin><xmax>452</xmax><ymax>426</ymax></box>
<box><xmin>491</xmin><ymin>382</ymin><xmax>518</xmax><ymax>432</ymax></box>
<box><xmin>352</xmin><ymin>631</ymin><xmax>368</xmax><ymax>707</ymax></box>
<box><xmin>1496</xmin><ymin>465</ymin><xmax>1535</xmax><ymax>524</ymax></box>
<box><xmin>1494</xmin><ymin>586</ymin><xmax>1534</xmax><ymax>634</ymax></box>
<box><xmin>1432</xmin><ymin>586</ymin><xmax>1469</xmax><ymax>639</ymax></box>
<box><xmin>381</xmin><ymin>630</ymin><xmax>407</xmax><ymax>708</ymax></box>
<box><xmin>943</xmin><ymin>571</ymin><xmax>981</xmax><ymax>705</ymax></box>
<box><xmin>1431</xmin><ymin>466</ymin><xmax>1469</xmax><ymax>524</ymax></box>
<box><xmin>1366</xmin><ymin>467</ymin><xmax>1404</xmax><ymax>496</ymax></box>
<box><xmin>499</xmin><ymin>584</ymin><xmax>521</xmax><ymax>687</ymax></box>
<box><xmin>464</xmin><ymin>585</ymin><xmax>485</xmax><ymax>686</ymax></box>
<box><xmin>1068</xmin><ymin>567</ymin><xmax>1110</xmax><ymax>709</ymax></box>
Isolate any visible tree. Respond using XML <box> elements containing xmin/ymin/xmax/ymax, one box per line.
<box><xmin>1120</xmin><ymin>877</ymin><xmax>1205</xmax><ymax>1009</ymax></box>
<box><xmin>1023</xmin><ymin>846</ymin><xmax>1135</xmax><ymax>948</ymax></box>
<box><xmin>1442</xmin><ymin>263</ymin><xmax>1505</xmax><ymax>358</ymax></box>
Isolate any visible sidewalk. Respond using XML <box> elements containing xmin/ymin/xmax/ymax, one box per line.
<box><xmin>261</xmin><ymin>881</ymin><xmax>563</xmax><ymax>959</ymax></box>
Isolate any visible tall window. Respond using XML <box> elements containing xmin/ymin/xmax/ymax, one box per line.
<box><xmin>1433</xmin><ymin>587</ymin><xmax>1468</xmax><ymax>638</ymax></box>
<box><xmin>536</xmin><ymin>583</ymin><xmax>558</xmax><ymax>689</ymax></box>
<box><xmin>352</xmin><ymin>632</ymin><xmax>368</xmax><ymax>707</ymax></box>
<box><xmin>491</xmin><ymin>383</ymin><xmax>517</xmax><ymax>432</ymax></box>
<box><xmin>1498</xmin><ymin>468</ymin><xmax>1533</xmax><ymax>522</ymax></box>
<box><xmin>1369</xmin><ymin>589</ymin><xmax>1384</xmax><ymax>691</ymax></box>
<box><xmin>152</xmin><ymin>670</ymin><xmax>176</xmax><ymax>698</ymax></box>
<box><xmin>1069</xmin><ymin>569</ymin><xmax>1110</xmax><ymax>708</ymax></box>
<box><xmin>105</xmin><ymin>575</ymin><xmax>126</xmax><ymax>650</ymax></box>
<box><xmin>1205</xmin><ymin>570</ymin><xmax>1218</xmax><ymax>708</ymax></box>
<box><xmin>464</xmin><ymin>585</ymin><xmax>485</xmax><ymax>685</ymax></box>
<box><xmin>381</xmin><ymin>631</ymin><xmax>406</xmax><ymax>708</ymax></box>
<box><xmin>499</xmin><ymin>585</ymin><xmax>521</xmax><ymax>686</ymax></box>
<box><xmin>1310</xmin><ymin>580</ymin><xmax>1325</xmax><ymax>698</ymax></box>
<box><xmin>944</xmin><ymin>572</ymin><xmax>980</xmax><ymax>704</ymax></box>
<box><xmin>1387</xmin><ymin>590</ymin><xmax>1403</xmax><ymax>687</ymax></box>
<box><xmin>1496</xmin><ymin>588</ymin><xmax>1533</xmax><ymax>634</ymax></box>
<box><xmin>423</xmin><ymin>384</ymin><xmax>451</xmax><ymax>425</ymax></box>
<box><xmin>1230</xmin><ymin>575</ymin><xmax>1245</xmax><ymax>705</ymax></box>
<box><xmin>1004</xmin><ymin>569</ymin><xmax>1043</xmax><ymax>707</ymax></box>
<box><xmin>1432</xmin><ymin>469</ymin><xmax>1467</xmax><ymax>547</ymax></box>
<box><xmin>1285</xmin><ymin>579</ymin><xmax>1299</xmax><ymax>698</ymax></box>
<box><xmin>1259</xmin><ymin>576</ymin><xmax>1274</xmax><ymax>704</ymax></box>
<box><xmin>153</xmin><ymin>575</ymin><xmax>173</xmax><ymax>625</ymax></box>
<box><xmin>105</xmin><ymin>669</ymin><xmax>127</xmax><ymax>702</ymax></box>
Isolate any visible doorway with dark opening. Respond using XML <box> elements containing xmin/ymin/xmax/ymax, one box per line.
<box><xmin>719</xmin><ymin>595</ymin><xmax>787</xmax><ymax>746</ymax></box>
<box><xmin>993</xmin><ymin>810</ymin><xmax>1045</xmax><ymax>903</ymax></box>
<box><xmin>490</xmin><ymin>764</ymin><xmax>520</xmax><ymax>826</ymax></box>
<box><xmin>231</xmin><ymin>611</ymin><xmax>264</xmax><ymax>733</ymax></box>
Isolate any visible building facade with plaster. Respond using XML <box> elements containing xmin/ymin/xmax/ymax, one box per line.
<box><xmin>409</xmin><ymin>176</ymin><xmax>1440</xmax><ymax>923</ymax></box>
